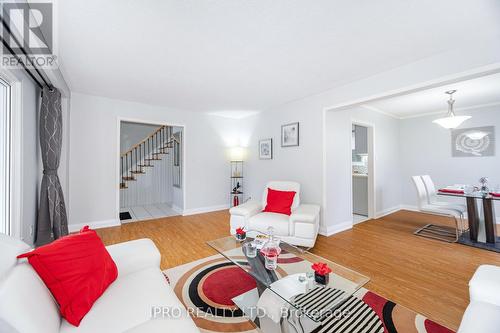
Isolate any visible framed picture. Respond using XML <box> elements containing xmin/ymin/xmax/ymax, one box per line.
<box><xmin>451</xmin><ymin>126</ymin><xmax>495</xmax><ymax>157</ymax></box>
<box><xmin>259</xmin><ymin>138</ymin><xmax>273</xmax><ymax>159</ymax></box>
<box><xmin>281</xmin><ymin>122</ymin><xmax>299</xmax><ymax>147</ymax></box>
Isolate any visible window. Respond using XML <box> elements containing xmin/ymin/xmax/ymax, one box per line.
<box><xmin>0</xmin><ymin>77</ymin><xmax>11</xmax><ymax>235</ymax></box>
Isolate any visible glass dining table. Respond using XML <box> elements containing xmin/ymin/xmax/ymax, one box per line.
<box><xmin>438</xmin><ymin>190</ymin><xmax>500</xmax><ymax>252</ymax></box>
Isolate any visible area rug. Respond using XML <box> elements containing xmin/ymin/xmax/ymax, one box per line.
<box><xmin>164</xmin><ymin>254</ymin><xmax>455</xmax><ymax>333</ymax></box>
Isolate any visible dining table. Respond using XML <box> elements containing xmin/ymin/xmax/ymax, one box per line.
<box><xmin>438</xmin><ymin>189</ymin><xmax>500</xmax><ymax>252</ymax></box>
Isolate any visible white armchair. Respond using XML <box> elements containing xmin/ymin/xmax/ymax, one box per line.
<box><xmin>458</xmin><ymin>265</ymin><xmax>500</xmax><ymax>333</ymax></box>
<box><xmin>230</xmin><ymin>181</ymin><xmax>320</xmax><ymax>248</ymax></box>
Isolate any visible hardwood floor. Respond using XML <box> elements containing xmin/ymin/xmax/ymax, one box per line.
<box><xmin>96</xmin><ymin>209</ymin><xmax>500</xmax><ymax>331</ymax></box>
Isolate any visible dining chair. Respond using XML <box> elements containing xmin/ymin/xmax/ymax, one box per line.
<box><xmin>411</xmin><ymin>175</ymin><xmax>463</xmax><ymax>242</ymax></box>
<box><xmin>421</xmin><ymin>175</ymin><xmax>467</xmax><ymax>232</ymax></box>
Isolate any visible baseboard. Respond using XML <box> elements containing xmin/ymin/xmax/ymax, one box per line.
<box><xmin>171</xmin><ymin>204</ymin><xmax>184</xmax><ymax>214</ymax></box>
<box><xmin>319</xmin><ymin>221</ymin><xmax>352</xmax><ymax>237</ymax></box>
<box><xmin>68</xmin><ymin>219</ymin><xmax>121</xmax><ymax>233</ymax></box>
<box><xmin>375</xmin><ymin>205</ymin><xmax>407</xmax><ymax>218</ymax></box>
<box><xmin>182</xmin><ymin>204</ymin><xmax>229</xmax><ymax>216</ymax></box>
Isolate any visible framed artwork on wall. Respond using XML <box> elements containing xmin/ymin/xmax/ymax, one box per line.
<box><xmin>281</xmin><ymin>122</ymin><xmax>299</xmax><ymax>147</ymax></box>
<box><xmin>259</xmin><ymin>138</ymin><xmax>273</xmax><ymax>159</ymax></box>
<box><xmin>451</xmin><ymin>126</ymin><xmax>495</xmax><ymax>157</ymax></box>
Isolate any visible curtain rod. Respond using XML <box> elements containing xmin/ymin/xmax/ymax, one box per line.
<box><xmin>0</xmin><ymin>16</ymin><xmax>53</xmax><ymax>90</ymax></box>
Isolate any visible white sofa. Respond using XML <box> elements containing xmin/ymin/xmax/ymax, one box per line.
<box><xmin>230</xmin><ymin>181</ymin><xmax>320</xmax><ymax>248</ymax></box>
<box><xmin>458</xmin><ymin>265</ymin><xmax>500</xmax><ymax>333</ymax></box>
<box><xmin>0</xmin><ymin>233</ymin><xmax>199</xmax><ymax>333</ymax></box>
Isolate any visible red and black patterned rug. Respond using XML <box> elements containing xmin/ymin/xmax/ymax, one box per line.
<box><xmin>164</xmin><ymin>255</ymin><xmax>455</xmax><ymax>333</ymax></box>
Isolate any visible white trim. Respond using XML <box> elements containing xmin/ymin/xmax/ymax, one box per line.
<box><xmin>171</xmin><ymin>204</ymin><xmax>183</xmax><ymax>214</ymax></box>
<box><xmin>115</xmin><ymin>117</ymin><xmax>186</xmax><ymax>224</ymax></box>
<box><xmin>182</xmin><ymin>204</ymin><xmax>229</xmax><ymax>216</ymax></box>
<box><xmin>359</xmin><ymin>104</ymin><xmax>400</xmax><ymax>119</ymax></box>
<box><xmin>375</xmin><ymin>205</ymin><xmax>403</xmax><ymax>219</ymax></box>
<box><xmin>398</xmin><ymin>204</ymin><xmax>419</xmax><ymax>212</ymax></box>
<box><xmin>0</xmin><ymin>70</ymin><xmax>22</xmax><ymax>239</ymax></box>
<box><xmin>318</xmin><ymin>221</ymin><xmax>352</xmax><ymax>237</ymax></box>
<box><xmin>68</xmin><ymin>219</ymin><xmax>120</xmax><ymax>233</ymax></box>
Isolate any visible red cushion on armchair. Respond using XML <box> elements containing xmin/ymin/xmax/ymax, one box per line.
<box><xmin>17</xmin><ymin>226</ymin><xmax>118</xmax><ymax>326</ymax></box>
<box><xmin>263</xmin><ymin>188</ymin><xmax>296</xmax><ymax>215</ymax></box>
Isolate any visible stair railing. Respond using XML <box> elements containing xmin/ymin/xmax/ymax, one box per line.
<box><xmin>120</xmin><ymin>125</ymin><xmax>177</xmax><ymax>189</ymax></box>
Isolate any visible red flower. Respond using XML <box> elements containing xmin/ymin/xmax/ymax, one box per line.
<box><xmin>311</xmin><ymin>262</ymin><xmax>332</xmax><ymax>276</ymax></box>
<box><xmin>236</xmin><ymin>227</ymin><xmax>246</xmax><ymax>235</ymax></box>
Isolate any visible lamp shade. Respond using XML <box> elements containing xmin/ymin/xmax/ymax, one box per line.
<box><xmin>432</xmin><ymin>115</ymin><xmax>471</xmax><ymax>129</ymax></box>
<box><xmin>229</xmin><ymin>146</ymin><xmax>245</xmax><ymax>161</ymax></box>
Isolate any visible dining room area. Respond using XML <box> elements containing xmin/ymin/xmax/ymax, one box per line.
<box><xmin>369</xmin><ymin>71</ymin><xmax>500</xmax><ymax>253</ymax></box>
<box><xmin>344</xmin><ymin>69</ymin><xmax>500</xmax><ymax>253</ymax></box>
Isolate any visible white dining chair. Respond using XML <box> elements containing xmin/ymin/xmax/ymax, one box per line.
<box><xmin>421</xmin><ymin>175</ymin><xmax>467</xmax><ymax>232</ymax></box>
<box><xmin>411</xmin><ymin>175</ymin><xmax>463</xmax><ymax>242</ymax></box>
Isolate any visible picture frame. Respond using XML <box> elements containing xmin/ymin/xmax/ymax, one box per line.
<box><xmin>281</xmin><ymin>122</ymin><xmax>299</xmax><ymax>147</ymax></box>
<box><xmin>451</xmin><ymin>126</ymin><xmax>495</xmax><ymax>157</ymax></box>
<box><xmin>259</xmin><ymin>138</ymin><xmax>273</xmax><ymax>159</ymax></box>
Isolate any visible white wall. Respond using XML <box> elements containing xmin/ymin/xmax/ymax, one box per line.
<box><xmin>120</xmin><ymin>122</ymin><xmax>161</xmax><ymax>154</ymax></box>
<box><xmin>400</xmin><ymin>105</ymin><xmax>500</xmax><ymax>211</ymax></box>
<box><xmin>69</xmin><ymin>93</ymin><xmax>237</xmax><ymax>226</ymax></box>
<box><xmin>239</xmin><ymin>43</ymin><xmax>500</xmax><ymax>235</ymax></box>
<box><xmin>324</xmin><ymin>107</ymin><xmax>401</xmax><ymax>233</ymax></box>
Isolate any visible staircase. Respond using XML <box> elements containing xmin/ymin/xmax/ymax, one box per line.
<box><xmin>120</xmin><ymin>125</ymin><xmax>177</xmax><ymax>190</ymax></box>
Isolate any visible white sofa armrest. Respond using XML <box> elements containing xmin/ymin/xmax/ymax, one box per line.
<box><xmin>229</xmin><ymin>201</ymin><xmax>262</xmax><ymax>218</ymax></box>
<box><xmin>290</xmin><ymin>204</ymin><xmax>320</xmax><ymax>224</ymax></box>
<box><xmin>106</xmin><ymin>238</ymin><xmax>161</xmax><ymax>277</ymax></box>
<box><xmin>469</xmin><ymin>265</ymin><xmax>500</xmax><ymax>306</ymax></box>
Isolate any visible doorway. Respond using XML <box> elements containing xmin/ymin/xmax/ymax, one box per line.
<box><xmin>351</xmin><ymin>122</ymin><xmax>374</xmax><ymax>224</ymax></box>
<box><xmin>118</xmin><ymin>120</ymin><xmax>184</xmax><ymax>223</ymax></box>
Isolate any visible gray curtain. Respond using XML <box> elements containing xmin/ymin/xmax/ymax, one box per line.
<box><xmin>35</xmin><ymin>87</ymin><xmax>68</xmax><ymax>246</ymax></box>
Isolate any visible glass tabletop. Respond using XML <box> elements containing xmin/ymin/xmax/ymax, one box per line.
<box><xmin>437</xmin><ymin>191</ymin><xmax>500</xmax><ymax>200</ymax></box>
<box><xmin>207</xmin><ymin>235</ymin><xmax>369</xmax><ymax>322</ymax></box>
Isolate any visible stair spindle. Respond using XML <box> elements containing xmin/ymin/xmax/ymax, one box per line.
<box><xmin>160</xmin><ymin>127</ymin><xmax>162</xmax><ymax>150</ymax></box>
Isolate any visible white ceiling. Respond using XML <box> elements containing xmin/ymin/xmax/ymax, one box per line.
<box><xmin>57</xmin><ymin>0</ymin><xmax>500</xmax><ymax>113</ymax></box>
<box><xmin>363</xmin><ymin>72</ymin><xmax>500</xmax><ymax>118</ymax></box>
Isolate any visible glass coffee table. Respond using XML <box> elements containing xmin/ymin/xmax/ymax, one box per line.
<box><xmin>207</xmin><ymin>235</ymin><xmax>369</xmax><ymax>332</ymax></box>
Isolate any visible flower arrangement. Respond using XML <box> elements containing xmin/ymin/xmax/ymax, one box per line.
<box><xmin>235</xmin><ymin>227</ymin><xmax>246</xmax><ymax>241</ymax></box>
<box><xmin>311</xmin><ymin>262</ymin><xmax>332</xmax><ymax>285</ymax></box>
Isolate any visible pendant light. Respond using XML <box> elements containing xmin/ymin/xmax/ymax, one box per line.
<box><xmin>432</xmin><ymin>90</ymin><xmax>471</xmax><ymax>129</ymax></box>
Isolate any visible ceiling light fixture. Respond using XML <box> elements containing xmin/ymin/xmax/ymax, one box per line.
<box><xmin>432</xmin><ymin>90</ymin><xmax>471</xmax><ymax>129</ymax></box>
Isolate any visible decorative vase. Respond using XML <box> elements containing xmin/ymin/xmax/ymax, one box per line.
<box><xmin>311</xmin><ymin>262</ymin><xmax>332</xmax><ymax>286</ymax></box>
<box><xmin>314</xmin><ymin>272</ymin><xmax>329</xmax><ymax>286</ymax></box>
<box><xmin>235</xmin><ymin>227</ymin><xmax>246</xmax><ymax>241</ymax></box>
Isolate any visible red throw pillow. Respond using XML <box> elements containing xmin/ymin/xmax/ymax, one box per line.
<box><xmin>263</xmin><ymin>188</ymin><xmax>296</xmax><ymax>215</ymax></box>
<box><xmin>17</xmin><ymin>226</ymin><xmax>118</xmax><ymax>326</ymax></box>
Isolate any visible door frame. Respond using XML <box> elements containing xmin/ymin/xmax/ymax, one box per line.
<box><xmin>115</xmin><ymin>117</ymin><xmax>186</xmax><ymax>223</ymax></box>
<box><xmin>350</xmin><ymin>121</ymin><xmax>375</xmax><ymax>223</ymax></box>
